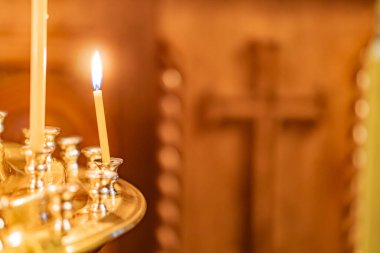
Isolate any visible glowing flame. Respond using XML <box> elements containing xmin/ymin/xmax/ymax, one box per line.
<box><xmin>91</xmin><ymin>51</ymin><xmax>103</xmax><ymax>90</ymax></box>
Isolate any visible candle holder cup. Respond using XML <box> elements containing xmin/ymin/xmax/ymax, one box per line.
<box><xmin>82</xmin><ymin>146</ymin><xmax>101</xmax><ymax>171</ymax></box>
<box><xmin>44</xmin><ymin>127</ymin><xmax>61</xmax><ymax>178</ymax></box>
<box><xmin>58</xmin><ymin>136</ymin><xmax>82</xmax><ymax>182</ymax></box>
<box><xmin>23</xmin><ymin>146</ymin><xmax>52</xmax><ymax>192</ymax></box>
<box><xmin>86</xmin><ymin>169</ymin><xmax>116</xmax><ymax>220</ymax></box>
<box><xmin>47</xmin><ymin>183</ymin><xmax>79</xmax><ymax>235</ymax></box>
<box><xmin>23</xmin><ymin>126</ymin><xmax>61</xmax><ymax>169</ymax></box>
<box><xmin>94</xmin><ymin>158</ymin><xmax>123</xmax><ymax>197</ymax></box>
<box><xmin>44</xmin><ymin>126</ymin><xmax>61</xmax><ymax>151</ymax></box>
<box><xmin>23</xmin><ymin>126</ymin><xmax>61</xmax><ymax>150</ymax></box>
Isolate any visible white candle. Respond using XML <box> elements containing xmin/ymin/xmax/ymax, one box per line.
<box><xmin>92</xmin><ymin>51</ymin><xmax>111</xmax><ymax>164</ymax></box>
<box><xmin>30</xmin><ymin>0</ymin><xmax>48</xmax><ymax>152</ymax></box>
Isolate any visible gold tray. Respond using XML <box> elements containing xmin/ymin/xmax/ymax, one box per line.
<box><xmin>0</xmin><ymin>142</ymin><xmax>146</xmax><ymax>253</ymax></box>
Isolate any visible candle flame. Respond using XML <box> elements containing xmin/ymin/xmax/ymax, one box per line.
<box><xmin>91</xmin><ymin>51</ymin><xmax>103</xmax><ymax>90</ymax></box>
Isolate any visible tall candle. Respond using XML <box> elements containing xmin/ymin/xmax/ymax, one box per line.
<box><xmin>92</xmin><ymin>51</ymin><xmax>111</xmax><ymax>164</ymax></box>
<box><xmin>30</xmin><ymin>0</ymin><xmax>48</xmax><ymax>152</ymax></box>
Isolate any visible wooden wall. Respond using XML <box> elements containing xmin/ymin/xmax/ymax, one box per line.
<box><xmin>155</xmin><ymin>1</ymin><xmax>374</xmax><ymax>253</ymax></box>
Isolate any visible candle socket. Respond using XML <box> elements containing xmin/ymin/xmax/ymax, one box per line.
<box><xmin>23</xmin><ymin>126</ymin><xmax>61</xmax><ymax>150</ymax></box>
<box><xmin>44</xmin><ymin>126</ymin><xmax>61</xmax><ymax>152</ymax></box>
<box><xmin>86</xmin><ymin>169</ymin><xmax>116</xmax><ymax>220</ymax></box>
<box><xmin>24</xmin><ymin>126</ymin><xmax>61</xmax><ymax>177</ymax></box>
<box><xmin>47</xmin><ymin>183</ymin><xmax>79</xmax><ymax>235</ymax></box>
<box><xmin>44</xmin><ymin>127</ymin><xmax>61</xmax><ymax>178</ymax></box>
<box><xmin>94</xmin><ymin>158</ymin><xmax>123</xmax><ymax>197</ymax></box>
<box><xmin>58</xmin><ymin>136</ymin><xmax>82</xmax><ymax>182</ymax></box>
<box><xmin>23</xmin><ymin>146</ymin><xmax>52</xmax><ymax>191</ymax></box>
<box><xmin>82</xmin><ymin>146</ymin><xmax>101</xmax><ymax>170</ymax></box>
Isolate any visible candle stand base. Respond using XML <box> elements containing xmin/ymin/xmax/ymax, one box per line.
<box><xmin>0</xmin><ymin>113</ymin><xmax>146</xmax><ymax>253</ymax></box>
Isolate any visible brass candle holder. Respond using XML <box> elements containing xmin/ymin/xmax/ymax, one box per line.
<box><xmin>82</xmin><ymin>146</ymin><xmax>101</xmax><ymax>170</ymax></box>
<box><xmin>23</xmin><ymin>127</ymin><xmax>66</xmax><ymax>185</ymax></box>
<box><xmin>43</xmin><ymin>127</ymin><xmax>61</xmax><ymax>184</ymax></box>
<box><xmin>94</xmin><ymin>158</ymin><xmax>123</xmax><ymax>197</ymax></box>
<box><xmin>0</xmin><ymin>2</ymin><xmax>147</xmax><ymax>249</ymax></box>
<box><xmin>44</xmin><ymin>126</ymin><xmax>61</xmax><ymax>151</ymax></box>
<box><xmin>23</xmin><ymin>146</ymin><xmax>52</xmax><ymax>192</ymax></box>
<box><xmin>58</xmin><ymin>136</ymin><xmax>82</xmax><ymax>182</ymax></box>
<box><xmin>0</xmin><ymin>115</ymin><xmax>145</xmax><ymax>252</ymax></box>
<box><xmin>47</xmin><ymin>183</ymin><xmax>79</xmax><ymax>235</ymax></box>
<box><xmin>23</xmin><ymin>126</ymin><xmax>61</xmax><ymax>151</ymax></box>
<box><xmin>86</xmin><ymin>169</ymin><xmax>116</xmax><ymax>220</ymax></box>
<box><xmin>23</xmin><ymin>126</ymin><xmax>60</xmax><ymax>170</ymax></box>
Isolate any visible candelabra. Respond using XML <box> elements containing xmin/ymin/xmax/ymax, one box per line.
<box><xmin>0</xmin><ymin>111</ymin><xmax>146</xmax><ymax>252</ymax></box>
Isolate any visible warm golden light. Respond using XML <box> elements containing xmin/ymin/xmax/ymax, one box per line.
<box><xmin>91</xmin><ymin>51</ymin><xmax>103</xmax><ymax>90</ymax></box>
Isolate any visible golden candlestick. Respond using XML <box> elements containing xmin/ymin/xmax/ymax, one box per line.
<box><xmin>0</xmin><ymin>2</ymin><xmax>146</xmax><ymax>252</ymax></box>
<box><xmin>86</xmin><ymin>169</ymin><xmax>116</xmax><ymax>220</ymax></box>
<box><xmin>82</xmin><ymin>146</ymin><xmax>101</xmax><ymax>170</ymax></box>
<box><xmin>48</xmin><ymin>183</ymin><xmax>79</xmax><ymax>235</ymax></box>
<box><xmin>58</xmin><ymin>136</ymin><xmax>82</xmax><ymax>182</ymax></box>
<box><xmin>0</xmin><ymin>120</ymin><xmax>146</xmax><ymax>252</ymax></box>
<box><xmin>23</xmin><ymin>146</ymin><xmax>52</xmax><ymax>192</ymax></box>
<box><xmin>94</xmin><ymin>158</ymin><xmax>123</xmax><ymax>197</ymax></box>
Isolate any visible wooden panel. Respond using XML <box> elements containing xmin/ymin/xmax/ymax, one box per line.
<box><xmin>0</xmin><ymin>0</ymin><xmax>133</xmax><ymax>66</ymax></box>
<box><xmin>156</xmin><ymin>1</ymin><xmax>374</xmax><ymax>253</ymax></box>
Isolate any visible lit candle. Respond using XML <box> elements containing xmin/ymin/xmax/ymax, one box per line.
<box><xmin>30</xmin><ymin>0</ymin><xmax>48</xmax><ymax>152</ymax></box>
<box><xmin>91</xmin><ymin>51</ymin><xmax>111</xmax><ymax>164</ymax></box>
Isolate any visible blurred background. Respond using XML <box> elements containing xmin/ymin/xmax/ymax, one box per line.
<box><xmin>0</xmin><ymin>0</ymin><xmax>379</xmax><ymax>252</ymax></box>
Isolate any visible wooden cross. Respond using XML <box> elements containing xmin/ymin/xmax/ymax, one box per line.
<box><xmin>205</xmin><ymin>43</ymin><xmax>323</xmax><ymax>253</ymax></box>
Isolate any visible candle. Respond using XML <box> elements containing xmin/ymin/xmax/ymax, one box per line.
<box><xmin>91</xmin><ymin>51</ymin><xmax>111</xmax><ymax>164</ymax></box>
<box><xmin>30</xmin><ymin>0</ymin><xmax>48</xmax><ymax>152</ymax></box>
